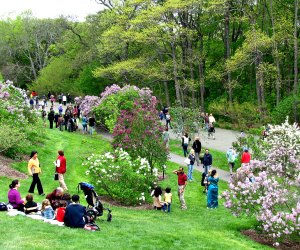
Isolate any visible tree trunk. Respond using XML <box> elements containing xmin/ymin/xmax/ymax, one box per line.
<box><xmin>163</xmin><ymin>81</ymin><xmax>170</xmax><ymax>107</ymax></box>
<box><xmin>294</xmin><ymin>0</ymin><xmax>299</xmax><ymax>123</ymax></box>
<box><xmin>171</xmin><ymin>40</ymin><xmax>181</xmax><ymax>103</ymax></box>
<box><xmin>198</xmin><ymin>34</ymin><xmax>205</xmax><ymax>112</ymax></box>
<box><xmin>255</xmin><ymin>48</ymin><xmax>263</xmax><ymax>114</ymax></box>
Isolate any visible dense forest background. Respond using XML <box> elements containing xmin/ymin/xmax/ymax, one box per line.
<box><xmin>0</xmin><ymin>0</ymin><xmax>300</xmax><ymax>128</ymax></box>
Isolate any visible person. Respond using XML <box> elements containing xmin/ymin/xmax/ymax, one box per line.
<box><xmin>55</xmin><ymin>150</ymin><xmax>68</xmax><ymax>191</ymax></box>
<box><xmin>208</xmin><ymin>113</ymin><xmax>216</xmax><ymax>125</ymax></box>
<box><xmin>41</xmin><ymin>199</ymin><xmax>55</xmax><ymax>219</ymax></box>
<box><xmin>159</xmin><ymin>111</ymin><xmax>164</xmax><ymax>120</ymax></box>
<box><xmin>64</xmin><ymin>194</ymin><xmax>88</xmax><ymax>228</ymax></box>
<box><xmin>162</xmin><ymin>127</ymin><xmax>170</xmax><ymax>150</ymax></box>
<box><xmin>28</xmin><ymin>151</ymin><xmax>44</xmax><ymax>196</ymax></box>
<box><xmin>55</xmin><ymin>200</ymin><xmax>67</xmax><ymax>222</ymax></box>
<box><xmin>8</xmin><ymin>180</ymin><xmax>25</xmax><ymax>211</ymax></box>
<box><xmin>181</xmin><ymin>133</ymin><xmax>190</xmax><ymax>157</ymax></box>
<box><xmin>62</xmin><ymin>94</ymin><xmax>67</xmax><ymax>106</ymax></box>
<box><xmin>204</xmin><ymin>113</ymin><xmax>209</xmax><ymax>130</ymax></box>
<box><xmin>203</xmin><ymin>149</ymin><xmax>212</xmax><ymax>175</ymax></box>
<box><xmin>226</xmin><ymin>146</ymin><xmax>238</xmax><ymax>175</ymax></box>
<box><xmin>29</xmin><ymin>98</ymin><xmax>34</xmax><ymax>109</ymax></box>
<box><xmin>24</xmin><ymin>194</ymin><xmax>38</xmax><ymax>214</ymax></box>
<box><xmin>67</xmin><ymin>93</ymin><xmax>72</xmax><ymax>104</ymax></box>
<box><xmin>151</xmin><ymin>186</ymin><xmax>163</xmax><ymax>210</ymax></box>
<box><xmin>162</xmin><ymin>187</ymin><xmax>172</xmax><ymax>213</ymax></box>
<box><xmin>61</xmin><ymin>193</ymin><xmax>72</xmax><ymax>206</ymax></box>
<box><xmin>54</xmin><ymin>113</ymin><xmax>59</xmax><ymax>128</ymax></box>
<box><xmin>82</xmin><ymin>115</ymin><xmax>88</xmax><ymax>134</ymax></box>
<box><xmin>192</xmin><ymin>137</ymin><xmax>202</xmax><ymax>166</ymax></box>
<box><xmin>172</xmin><ymin>167</ymin><xmax>187</xmax><ymax>210</ymax></box>
<box><xmin>162</xmin><ymin>107</ymin><xmax>168</xmax><ymax>120</ymax></box>
<box><xmin>88</xmin><ymin>115</ymin><xmax>96</xmax><ymax>135</ymax></box>
<box><xmin>48</xmin><ymin>108</ymin><xmax>55</xmax><ymax>129</ymax></box>
<box><xmin>207</xmin><ymin>169</ymin><xmax>219</xmax><ymax>209</ymax></box>
<box><xmin>58</xmin><ymin>104</ymin><xmax>63</xmax><ymax>115</ymax></box>
<box><xmin>58</xmin><ymin>115</ymin><xmax>64</xmax><ymax>131</ymax></box>
<box><xmin>46</xmin><ymin>187</ymin><xmax>64</xmax><ymax>210</ymax></box>
<box><xmin>208</xmin><ymin>122</ymin><xmax>215</xmax><ymax>139</ymax></box>
<box><xmin>58</xmin><ymin>94</ymin><xmax>62</xmax><ymax>104</ymax></box>
<box><xmin>187</xmin><ymin>149</ymin><xmax>195</xmax><ymax>181</ymax></box>
<box><xmin>241</xmin><ymin>148</ymin><xmax>251</xmax><ymax>166</ymax></box>
<box><xmin>165</xmin><ymin>112</ymin><xmax>172</xmax><ymax>129</ymax></box>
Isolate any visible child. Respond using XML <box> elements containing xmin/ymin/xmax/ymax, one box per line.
<box><xmin>41</xmin><ymin>199</ymin><xmax>55</xmax><ymax>220</ymax></box>
<box><xmin>162</xmin><ymin>187</ymin><xmax>172</xmax><ymax>213</ymax></box>
<box><xmin>55</xmin><ymin>200</ymin><xmax>67</xmax><ymax>222</ymax></box>
<box><xmin>24</xmin><ymin>194</ymin><xmax>38</xmax><ymax>214</ymax></box>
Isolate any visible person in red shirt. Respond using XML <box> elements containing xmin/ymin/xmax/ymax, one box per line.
<box><xmin>172</xmin><ymin>167</ymin><xmax>187</xmax><ymax>210</ymax></box>
<box><xmin>241</xmin><ymin>148</ymin><xmax>251</xmax><ymax>166</ymax></box>
<box><xmin>55</xmin><ymin>200</ymin><xmax>67</xmax><ymax>222</ymax></box>
<box><xmin>55</xmin><ymin>150</ymin><xmax>68</xmax><ymax>191</ymax></box>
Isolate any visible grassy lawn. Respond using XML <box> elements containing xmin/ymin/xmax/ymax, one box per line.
<box><xmin>169</xmin><ymin>139</ymin><xmax>232</xmax><ymax>172</ymax></box>
<box><xmin>0</xmin><ymin>129</ymin><xmax>270</xmax><ymax>250</ymax></box>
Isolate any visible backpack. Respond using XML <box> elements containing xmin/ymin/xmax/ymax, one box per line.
<box><xmin>0</xmin><ymin>202</ymin><xmax>7</xmax><ymax>211</ymax></box>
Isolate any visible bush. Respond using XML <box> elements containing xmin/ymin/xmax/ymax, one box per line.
<box><xmin>222</xmin><ymin>118</ymin><xmax>300</xmax><ymax>244</ymax></box>
<box><xmin>271</xmin><ymin>96</ymin><xmax>300</xmax><ymax>124</ymax></box>
<box><xmin>83</xmin><ymin>148</ymin><xmax>156</xmax><ymax>205</ymax></box>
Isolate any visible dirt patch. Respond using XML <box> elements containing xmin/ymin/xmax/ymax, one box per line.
<box><xmin>99</xmin><ymin>196</ymin><xmax>153</xmax><ymax>210</ymax></box>
<box><xmin>241</xmin><ymin>230</ymin><xmax>300</xmax><ymax>250</ymax></box>
<box><xmin>0</xmin><ymin>155</ymin><xmax>27</xmax><ymax>179</ymax></box>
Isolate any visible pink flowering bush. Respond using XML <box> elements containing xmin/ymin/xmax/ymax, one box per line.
<box><xmin>79</xmin><ymin>95</ymin><xmax>101</xmax><ymax>116</ymax></box>
<box><xmin>94</xmin><ymin>84</ymin><xmax>157</xmax><ymax>132</ymax></box>
<box><xmin>112</xmin><ymin>101</ymin><xmax>168</xmax><ymax>174</ymax></box>
<box><xmin>222</xmin><ymin>119</ymin><xmax>300</xmax><ymax>244</ymax></box>
<box><xmin>83</xmin><ymin>148</ymin><xmax>156</xmax><ymax>205</ymax></box>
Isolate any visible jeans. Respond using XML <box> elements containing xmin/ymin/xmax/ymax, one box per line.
<box><xmin>204</xmin><ymin>165</ymin><xmax>211</xmax><ymax>175</ymax></box>
<box><xmin>162</xmin><ymin>203</ymin><xmax>171</xmax><ymax>212</ymax></box>
<box><xmin>89</xmin><ymin>126</ymin><xmax>94</xmax><ymax>135</ymax></box>
<box><xmin>228</xmin><ymin>162</ymin><xmax>235</xmax><ymax>174</ymax></box>
<box><xmin>182</xmin><ymin>144</ymin><xmax>188</xmax><ymax>157</ymax></box>
<box><xmin>188</xmin><ymin>164</ymin><xmax>194</xmax><ymax>180</ymax></box>
<box><xmin>195</xmin><ymin>152</ymin><xmax>200</xmax><ymax>166</ymax></box>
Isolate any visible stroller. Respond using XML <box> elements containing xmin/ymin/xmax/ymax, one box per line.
<box><xmin>78</xmin><ymin>182</ymin><xmax>112</xmax><ymax>223</ymax></box>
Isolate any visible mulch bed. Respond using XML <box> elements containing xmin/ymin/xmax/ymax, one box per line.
<box><xmin>0</xmin><ymin>155</ymin><xmax>27</xmax><ymax>179</ymax></box>
<box><xmin>241</xmin><ymin>230</ymin><xmax>300</xmax><ymax>250</ymax></box>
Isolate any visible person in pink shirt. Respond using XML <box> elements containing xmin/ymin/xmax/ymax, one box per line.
<box><xmin>241</xmin><ymin>148</ymin><xmax>251</xmax><ymax>166</ymax></box>
<box><xmin>8</xmin><ymin>180</ymin><xmax>25</xmax><ymax>211</ymax></box>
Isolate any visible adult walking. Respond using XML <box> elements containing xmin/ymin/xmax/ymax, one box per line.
<box><xmin>88</xmin><ymin>115</ymin><xmax>96</xmax><ymax>135</ymax></box>
<box><xmin>226</xmin><ymin>146</ymin><xmax>238</xmax><ymax>175</ymax></box>
<box><xmin>81</xmin><ymin>115</ymin><xmax>88</xmax><ymax>134</ymax></box>
<box><xmin>203</xmin><ymin>149</ymin><xmax>212</xmax><ymax>175</ymax></box>
<box><xmin>8</xmin><ymin>180</ymin><xmax>25</xmax><ymax>211</ymax></box>
<box><xmin>162</xmin><ymin>127</ymin><xmax>170</xmax><ymax>150</ymax></box>
<box><xmin>28</xmin><ymin>151</ymin><xmax>44</xmax><ymax>196</ymax></box>
<box><xmin>181</xmin><ymin>133</ymin><xmax>190</xmax><ymax>157</ymax></box>
<box><xmin>48</xmin><ymin>108</ymin><xmax>55</xmax><ymax>129</ymax></box>
<box><xmin>55</xmin><ymin>150</ymin><xmax>68</xmax><ymax>191</ymax></box>
<box><xmin>172</xmin><ymin>167</ymin><xmax>187</xmax><ymax>210</ymax></box>
<box><xmin>207</xmin><ymin>169</ymin><xmax>219</xmax><ymax>209</ymax></box>
<box><xmin>62</xmin><ymin>94</ymin><xmax>67</xmax><ymax>106</ymax></box>
<box><xmin>192</xmin><ymin>137</ymin><xmax>202</xmax><ymax>166</ymax></box>
<box><xmin>187</xmin><ymin>149</ymin><xmax>195</xmax><ymax>181</ymax></box>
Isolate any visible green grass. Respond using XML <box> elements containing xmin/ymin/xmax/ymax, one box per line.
<box><xmin>169</xmin><ymin>139</ymin><xmax>231</xmax><ymax>172</ymax></box>
<box><xmin>0</xmin><ymin>129</ymin><xmax>271</xmax><ymax>250</ymax></box>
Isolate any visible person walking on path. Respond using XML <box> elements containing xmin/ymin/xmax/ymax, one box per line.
<box><xmin>88</xmin><ymin>115</ymin><xmax>96</xmax><ymax>135</ymax></box>
<box><xmin>181</xmin><ymin>133</ymin><xmax>191</xmax><ymax>157</ymax></box>
<box><xmin>55</xmin><ymin>150</ymin><xmax>68</xmax><ymax>191</ymax></box>
<box><xmin>162</xmin><ymin>127</ymin><xmax>170</xmax><ymax>150</ymax></box>
<box><xmin>187</xmin><ymin>149</ymin><xmax>195</xmax><ymax>181</ymax></box>
<box><xmin>226</xmin><ymin>146</ymin><xmax>238</xmax><ymax>175</ymax></box>
<box><xmin>165</xmin><ymin>112</ymin><xmax>172</xmax><ymax>129</ymax></box>
<box><xmin>203</xmin><ymin>149</ymin><xmax>213</xmax><ymax>175</ymax></box>
<box><xmin>192</xmin><ymin>137</ymin><xmax>202</xmax><ymax>166</ymax></box>
<box><xmin>207</xmin><ymin>169</ymin><xmax>219</xmax><ymax>209</ymax></box>
<box><xmin>28</xmin><ymin>151</ymin><xmax>44</xmax><ymax>196</ymax></box>
<box><xmin>81</xmin><ymin>115</ymin><xmax>88</xmax><ymax>134</ymax></box>
<box><xmin>48</xmin><ymin>108</ymin><xmax>55</xmax><ymax>129</ymax></box>
<box><xmin>241</xmin><ymin>148</ymin><xmax>251</xmax><ymax>166</ymax></box>
<box><xmin>62</xmin><ymin>94</ymin><xmax>67</xmax><ymax>106</ymax></box>
<box><xmin>173</xmin><ymin>167</ymin><xmax>187</xmax><ymax>210</ymax></box>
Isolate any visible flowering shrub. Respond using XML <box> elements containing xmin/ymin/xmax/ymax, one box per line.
<box><xmin>79</xmin><ymin>95</ymin><xmax>101</xmax><ymax>116</ymax></box>
<box><xmin>222</xmin><ymin>119</ymin><xmax>300</xmax><ymax>244</ymax></box>
<box><xmin>94</xmin><ymin>84</ymin><xmax>157</xmax><ymax>132</ymax></box>
<box><xmin>83</xmin><ymin>148</ymin><xmax>156</xmax><ymax>205</ymax></box>
<box><xmin>0</xmin><ymin>81</ymin><xmax>44</xmax><ymax>155</ymax></box>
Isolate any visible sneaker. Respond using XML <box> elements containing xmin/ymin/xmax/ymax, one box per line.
<box><xmin>40</xmin><ymin>193</ymin><xmax>45</xmax><ymax>196</ymax></box>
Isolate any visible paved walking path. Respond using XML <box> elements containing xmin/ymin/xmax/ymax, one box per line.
<box><xmin>46</xmin><ymin>102</ymin><xmax>236</xmax><ymax>181</ymax></box>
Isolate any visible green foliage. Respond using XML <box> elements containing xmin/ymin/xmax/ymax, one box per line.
<box><xmin>83</xmin><ymin>148</ymin><xmax>156</xmax><ymax>205</ymax></box>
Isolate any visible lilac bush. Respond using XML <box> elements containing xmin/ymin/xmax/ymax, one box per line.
<box><xmin>79</xmin><ymin>95</ymin><xmax>101</xmax><ymax>116</ymax></box>
<box><xmin>222</xmin><ymin>119</ymin><xmax>300</xmax><ymax>244</ymax></box>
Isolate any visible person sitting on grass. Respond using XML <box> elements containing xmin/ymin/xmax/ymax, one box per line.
<box><xmin>41</xmin><ymin>199</ymin><xmax>55</xmax><ymax>220</ymax></box>
<box><xmin>151</xmin><ymin>186</ymin><xmax>163</xmax><ymax>210</ymax></box>
<box><xmin>55</xmin><ymin>200</ymin><xmax>67</xmax><ymax>222</ymax></box>
<box><xmin>46</xmin><ymin>187</ymin><xmax>64</xmax><ymax>210</ymax></box>
<box><xmin>24</xmin><ymin>194</ymin><xmax>38</xmax><ymax>214</ymax></box>
<box><xmin>8</xmin><ymin>180</ymin><xmax>25</xmax><ymax>212</ymax></box>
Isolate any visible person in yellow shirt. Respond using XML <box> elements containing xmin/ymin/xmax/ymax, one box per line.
<box><xmin>162</xmin><ymin>187</ymin><xmax>172</xmax><ymax>213</ymax></box>
<box><xmin>28</xmin><ymin>151</ymin><xmax>44</xmax><ymax>196</ymax></box>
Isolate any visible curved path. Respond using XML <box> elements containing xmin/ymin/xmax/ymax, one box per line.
<box><xmin>45</xmin><ymin>102</ymin><xmax>237</xmax><ymax>181</ymax></box>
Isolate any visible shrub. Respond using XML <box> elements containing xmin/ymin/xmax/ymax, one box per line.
<box><xmin>222</xmin><ymin>118</ymin><xmax>300</xmax><ymax>244</ymax></box>
<box><xmin>83</xmin><ymin>148</ymin><xmax>156</xmax><ymax>205</ymax></box>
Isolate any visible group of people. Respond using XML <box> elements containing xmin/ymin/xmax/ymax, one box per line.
<box><xmin>7</xmin><ymin>181</ymin><xmax>94</xmax><ymax>229</ymax></box>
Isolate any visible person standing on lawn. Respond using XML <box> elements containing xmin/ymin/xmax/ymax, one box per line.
<box><xmin>172</xmin><ymin>167</ymin><xmax>187</xmax><ymax>210</ymax></box>
<box><xmin>55</xmin><ymin>150</ymin><xmax>68</xmax><ymax>191</ymax></box>
<box><xmin>28</xmin><ymin>151</ymin><xmax>44</xmax><ymax>196</ymax></box>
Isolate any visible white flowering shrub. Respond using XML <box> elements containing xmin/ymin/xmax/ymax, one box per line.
<box><xmin>223</xmin><ymin>119</ymin><xmax>300</xmax><ymax>244</ymax></box>
<box><xmin>83</xmin><ymin>148</ymin><xmax>156</xmax><ymax>205</ymax></box>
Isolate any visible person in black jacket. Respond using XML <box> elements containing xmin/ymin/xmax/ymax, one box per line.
<box><xmin>192</xmin><ymin>137</ymin><xmax>202</xmax><ymax>166</ymax></box>
<box><xmin>203</xmin><ymin>149</ymin><xmax>212</xmax><ymax>175</ymax></box>
<box><xmin>48</xmin><ymin>108</ymin><xmax>55</xmax><ymax>129</ymax></box>
<box><xmin>64</xmin><ymin>195</ymin><xmax>87</xmax><ymax>228</ymax></box>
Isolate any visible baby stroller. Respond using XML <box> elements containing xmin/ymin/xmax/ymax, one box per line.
<box><xmin>78</xmin><ymin>182</ymin><xmax>112</xmax><ymax>223</ymax></box>
<box><xmin>201</xmin><ymin>172</ymin><xmax>209</xmax><ymax>194</ymax></box>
